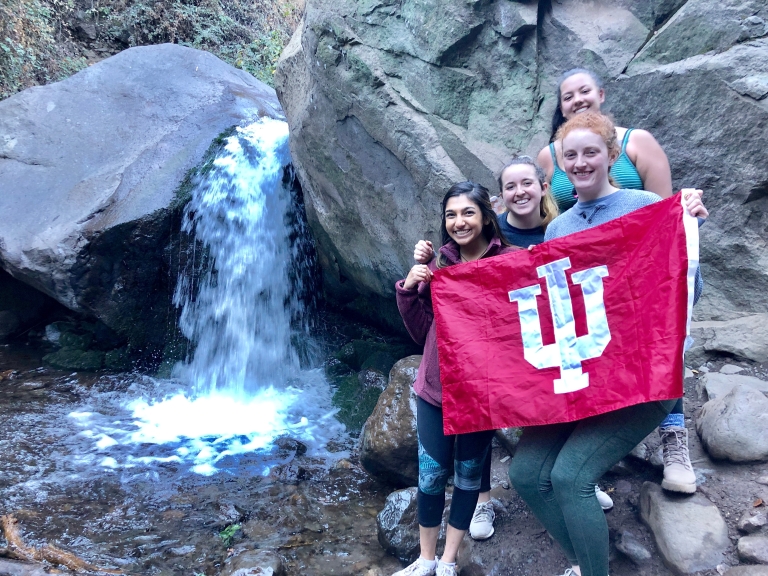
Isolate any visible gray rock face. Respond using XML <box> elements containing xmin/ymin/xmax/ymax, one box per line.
<box><xmin>360</xmin><ymin>356</ymin><xmax>420</xmax><ymax>487</ymax></box>
<box><xmin>689</xmin><ymin>315</ymin><xmax>768</xmax><ymax>364</ymax></box>
<box><xmin>0</xmin><ymin>44</ymin><xmax>281</xmax><ymax>353</ymax></box>
<box><xmin>700</xmin><ymin>373</ymin><xmax>768</xmax><ymax>401</ymax></box>
<box><xmin>275</xmin><ymin>0</ymin><xmax>768</xmax><ymax>323</ymax></box>
<box><xmin>739</xmin><ymin>535</ymin><xmax>768</xmax><ymax>564</ymax></box>
<box><xmin>696</xmin><ymin>385</ymin><xmax>768</xmax><ymax>462</ymax></box>
<box><xmin>640</xmin><ymin>481</ymin><xmax>730</xmax><ymax>574</ymax></box>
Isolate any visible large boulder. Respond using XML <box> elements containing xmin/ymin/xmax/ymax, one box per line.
<box><xmin>696</xmin><ymin>384</ymin><xmax>768</xmax><ymax>462</ymax></box>
<box><xmin>360</xmin><ymin>355</ymin><xmax>420</xmax><ymax>487</ymax></box>
<box><xmin>640</xmin><ymin>481</ymin><xmax>730</xmax><ymax>574</ymax></box>
<box><xmin>689</xmin><ymin>315</ymin><xmax>768</xmax><ymax>364</ymax></box>
<box><xmin>275</xmin><ymin>0</ymin><xmax>768</xmax><ymax>324</ymax></box>
<box><xmin>0</xmin><ymin>44</ymin><xmax>282</xmax><ymax>354</ymax></box>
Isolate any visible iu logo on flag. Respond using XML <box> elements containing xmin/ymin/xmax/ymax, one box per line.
<box><xmin>431</xmin><ymin>194</ymin><xmax>698</xmax><ymax>434</ymax></box>
<box><xmin>509</xmin><ymin>257</ymin><xmax>611</xmax><ymax>395</ymax></box>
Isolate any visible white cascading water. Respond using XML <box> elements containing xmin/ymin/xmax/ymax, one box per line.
<box><xmin>69</xmin><ymin>118</ymin><xmax>343</xmax><ymax>476</ymax></box>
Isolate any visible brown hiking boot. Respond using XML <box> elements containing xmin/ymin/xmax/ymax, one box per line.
<box><xmin>659</xmin><ymin>426</ymin><xmax>696</xmax><ymax>493</ymax></box>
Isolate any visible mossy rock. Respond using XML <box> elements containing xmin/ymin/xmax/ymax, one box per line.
<box><xmin>333</xmin><ymin>339</ymin><xmax>412</xmax><ymax>372</ymax></box>
<box><xmin>43</xmin><ymin>347</ymin><xmax>104</xmax><ymax>371</ymax></box>
<box><xmin>58</xmin><ymin>330</ymin><xmax>93</xmax><ymax>350</ymax></box>
<box><xmin>104</xmin><ymin>347</ymin><xmax>132</xmax><ymax>371</ymax></box>
<box><xmin>331</xmin><ymin>373</ymin><xmax>385</xmax><ymax>437</ymax></box>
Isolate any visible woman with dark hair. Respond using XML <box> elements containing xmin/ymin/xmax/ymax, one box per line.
<box><xmin>392</xmin><ymin>182</ymin><xmax>517</xmax><ymax>576</ymax></box>
<box><xmin>537</xmin><ymin>68</ymin><xmax>672</xmax><ymax>212</ymax></box>
<box><xmin>536</xmin><ymin>69</ymin><xmax>694</xmax><ymax>496</ymax></box>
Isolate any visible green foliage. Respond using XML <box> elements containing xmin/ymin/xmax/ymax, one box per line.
<box><xmin>218</xmin><ymin>523</ymin><xmax>241</xmax><ymax>546</ymax></box>
<box><xmin>103</xmin><ymin>0</ymin><xmax>298</xmax><ymax>87</ymax></box>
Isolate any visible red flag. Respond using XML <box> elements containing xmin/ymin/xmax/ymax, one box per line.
<box><xmin>431</xmin><ymin>194</ymin><xmax>699</xmax><ymax>434</ymax></box>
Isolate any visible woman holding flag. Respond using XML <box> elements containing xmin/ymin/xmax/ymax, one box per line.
<box><xmin>392</xmin><ymin>182</ymin><xmax>518</xmax><ymax>576</ymax></box>
<box><xmin>538</xmin><ymin>67</ymin><xmax>696</xmax><ymax>497</ymax></box>
<box><xmin>510</xmin><ymin>111</ymin><xmax>708</xmax><ymax>576</ymax></box>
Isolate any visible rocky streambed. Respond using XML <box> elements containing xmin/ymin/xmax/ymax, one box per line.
<box><xmin>3</xmin><ymin>331</ymin><xmax>768</xmax><ymax>576</ymax></box>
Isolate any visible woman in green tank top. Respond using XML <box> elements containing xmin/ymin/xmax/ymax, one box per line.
<box><xmin>537</xmin><ymin>68</ymin><xmax>673</xmax><ymax>212</ymax></box>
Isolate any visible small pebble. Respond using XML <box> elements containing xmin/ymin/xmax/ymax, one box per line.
<box><xmin>699</xmin><ymin>365</ymin><xmax>710</xmax><ymax>373</ymax></box>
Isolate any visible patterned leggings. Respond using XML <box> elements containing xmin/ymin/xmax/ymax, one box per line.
<box><xmin>416</xmin><ymin>396</ymin><xmax>495</xmax><ymax>530</ymax></box>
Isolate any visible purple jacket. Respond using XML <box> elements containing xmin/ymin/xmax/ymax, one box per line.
<box><xmin>395</xmin><ymin>237</ymin><xmax>519</xmax><ymax>406</ymax></box>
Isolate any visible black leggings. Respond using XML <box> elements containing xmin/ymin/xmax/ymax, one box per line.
<box><xmin>416</xmin><ymin>397</ymin><xmax>495</xmax><ymax>530</ymax></box>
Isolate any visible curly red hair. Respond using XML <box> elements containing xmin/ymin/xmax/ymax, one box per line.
<box><xmin>555</xmin><ymin>111</ymin><xmax>619</xmax><ymax>158</ymax></box>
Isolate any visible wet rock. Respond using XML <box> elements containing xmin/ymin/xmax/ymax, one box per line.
<box><xmin>43</xmin><ymin>347</ymin><xmax>105</xmax><ymax>370</ymax></box>
<box><xmin>274</xmin><ymin>437</ymin><xmax>308</xmax><ymax>456</ymax></box>
<box><xmin>696</xmin><ymin>385</ymin><xmax>768</xmax><ymax>462</ymax></box>
<box><xmin>358</xmin><ymin>367</ymin><xmax>388</xmax><ymax>391</ymax></box>
<box><xmin>360</xmin><ymin>356</ymin><xmax>420</xmax><ymax>487</ymax></box>
<box><xmin>725</xmin><ymin>567</ymin><xmax>768</xmax><ymax>576</ymax></box>
<box><xmin>739</xmin><ymin>535</ymin><xmax>768</xmax><ymax>564</ymax></box>
<box><xmin>689</xmin><ymin>315</ymin><xmax>768</xmax><ymax>364</ymax></box>
<box><xmin>640</xmin><ymin>482</ymin><xmax>729</xmax><ymax>574</ymax></box>
<box><xmin>0</xmin><ymin>559</ymin><xmax>51</xmax><ymax>576</ymax></box>
<box><xmin>0</xmin><ymin>44</ymin><xmax>281</xmax><ymax>355</ymax></box>
<box><xmin>494</xmin><ymin>427</ymin><xmax>522</xmax><ymax>456</ymax></box>
<box><xmin>220</xmin><ymin>549</ymin><xmax>285</xmax><ymax>576</ymax></box>
<box><xmin>168</xmin><ymin>545</ymin><xmax>196</xmax><ymax>556</ymax></box>
<box><xmin>700</xmin><ymin>373</ymin><xmax>768</xmax><ymax>401</ymax></box>
<box><xmin>615</xmin><ymin>529</ymin><xmax>652</xmax><ymax>565</ymax></box>
<box><xmin>721</xmin><ymin>364</ymin><xmax>746</xmax><ymax>375</ymax></box>
<box><xmin>377</xmin><ymin>487</ymin><xmax>420</xmax><ymax>563</ymax></box>
<box><xmin>738</xmin><ymin>508</ymin><xmax>768</xmax><ymax>534</ymax></box>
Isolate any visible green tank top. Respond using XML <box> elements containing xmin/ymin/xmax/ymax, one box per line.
<box><xmin>549</xmin><ymin>128</ymin><xmax>644</xmax><ymax>212</ymax></box>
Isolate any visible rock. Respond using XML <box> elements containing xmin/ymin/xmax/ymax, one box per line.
<box><xmin>359</xmin><ymin>356</ymin><xmax>420</xmax><ymax>487</ymax></box>
<box><xmin>0</xmin><ymin>559</ymin><xmax>51</xmax><ymax>576</ymax></box>
<box><xmin>628</xmin><ymin>430</ymin><xmax>663</xmax><ymax>468</ymax></box>
<box><xmin>377</xmin><ymin>488</ymin><xmax>420</xmax><ymax>563</ymax></box>
<box><xmin>0</xmin><ymin>269</ymin><xmax>54</xmax><ymax>340</ymax></box>
<box><xmin>43</xmin><ymin>347</ymin><xmax>105</xmax><ymax>371</ymax></box>
<box><xmin>725</xmin><ymin>567</ymin><xmax>768</xmax><ymax>576</ymax></box>
<box><xmin>738</xmin><ymin>508</ymin><xmax>768</xmax><ymax>534</ymax></box>
<box><xmin>0</xmin><ymin>44</ymin><xmax>282</xmax><ymax>356</ymax></box>
<box><xmin>276</xmin><ymin>0</ymin><xmax>768</xmax><ymax>326</ymax></box>
<box><xmin>738</xmin><ymin>535</ymin><xmax>768</xmax><ymax>564</ymax></box>
<box><xmin>220</xmin><ymin>549</ymin><xmax>285</xmax><ymax>576</ymax></box>
<box><xmin>640</xmin><ymin>481</ymin><xmax>730</xmax><ymax>574</ymax></box>
<box><xmin>721</xmin><ymin>364</ymin><xmax>746</xmax><ymax>375</ymax></box>
<box><xmin>73</xmin><ymin>22</ymin><xmax>98</xmax><ymax>42</ymax></box>
<box><xmin>689</xmin><ymin>315</ymin><xmax>768</xmax><ymax>364</ymax></box>
<box><xmin>494</xmin><ymin>427</ymin><xmax>522</xmax><ymax>456</ymax></box>
<box><xmin>758</xmin><ymin>476</ymin><xmax>768</xmax><ymax>486</ymax></box>
<box><xmin>696</xmin><ymin>385</ymin><xmax>768</xmax><ymax>462</ymax></box>
<box><xmin>615</xmin><ymin>529</ymin><xmax>652</xmax><ymax>565</ymax></box>
<box><xmin>700</xmin><ymin>373</ymin><xmax>768</xmax><ymax>400</ymax></box>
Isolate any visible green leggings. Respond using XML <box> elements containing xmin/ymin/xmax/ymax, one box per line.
<box><xmin>508</xmin><ymin>400</ymin><xmax>675</xmax><ymax>576</ymax></box>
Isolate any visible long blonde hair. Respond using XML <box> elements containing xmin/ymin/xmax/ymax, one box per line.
<box><xmin>497</xmin><ymin>156</ymin><xmax>560</xmax><ymax>230</ymax></box>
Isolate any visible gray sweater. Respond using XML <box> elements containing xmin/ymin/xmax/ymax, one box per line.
<box><xmin>545</xmin><ymin>189</ymin><xmax>703</xmax><ymax>302</ymax></box>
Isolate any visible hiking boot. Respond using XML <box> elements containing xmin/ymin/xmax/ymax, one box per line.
<box><xmin>660</xmin><ymin>426</ymin><xmax>696</xmax><ymax>494</ymax></box>
<box><xmin>436</xmin><ymin>561</ymin><xmax>457</xmax><ymax>576</ymax></box>
<box><xmin>595</xmin><ymin>485</ymin><xmax>613</xmax><ymax>511</ymax></box>
<box><xmin>469</xmin><ymin>500</ymin><xmax>495</xmax><ymax>540</ymax></box>
<box><xmin>392</xmin><ymin>557</ymin><xmax>438</xmax><ymax>576</ymax></box>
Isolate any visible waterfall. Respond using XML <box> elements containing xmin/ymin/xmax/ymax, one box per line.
<box><xmin>172</xmin><ymin>118</ymin><xmax>307</xmax><ymax>396</ymax></box>
<box><xmin>68</xmin><ymin>118</ymin><xmax>342</xmax><ymax>476</ymax></box>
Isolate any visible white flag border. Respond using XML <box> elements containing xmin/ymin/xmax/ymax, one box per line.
<box><xmin>681</xmin><ymin>192</ymin><xmax>700</xmax><ymax>352</ymax></box>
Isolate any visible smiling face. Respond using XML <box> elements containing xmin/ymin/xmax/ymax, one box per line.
<box><xmin>500</xmin><ymin>164</ymin><xmax>547</xmax><ymax>226</ymax></box>
<box><xmin>444</xmin><ymin>194</ymin><xmax>488</xmax><ymax>251</ymax></box>
<box><xmin>562</xmin><ymin>128</ymin><xmax>618</xmax><ymax>199</ymax></box>
<box><xmin>559</xmin><ymin>72</ymin><xmax>605</xmax><ymax>120</ymax></box>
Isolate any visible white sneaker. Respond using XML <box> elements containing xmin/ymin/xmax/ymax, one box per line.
<box><xmin>392</xmin><ymin>557</ymin><xmax>438</xmax><ymax>576</ymax></box>
<box><xmin>469</xmin><ymin>500</ymin><xmax>495</xmax><ymax>540</ymax></box>
<box><xmin>595</xmin><ymin>485</ymin><xmax>613</xmax><ymax>511</ymax></box>
<box><xmin>436</xmin><ymin>561</ymin><xmax>457</xmax><ymax>576</ymax></box>
<box><xmin>557</xmin><ymin>569</ymin><xmax>578</xmax><ymax>576</ymax></box>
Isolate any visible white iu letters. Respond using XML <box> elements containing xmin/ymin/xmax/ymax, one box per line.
<box><xmin>508</xmin><ymin>257</ymin><xmax>611</xmax><ymax>394</ymax></box>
